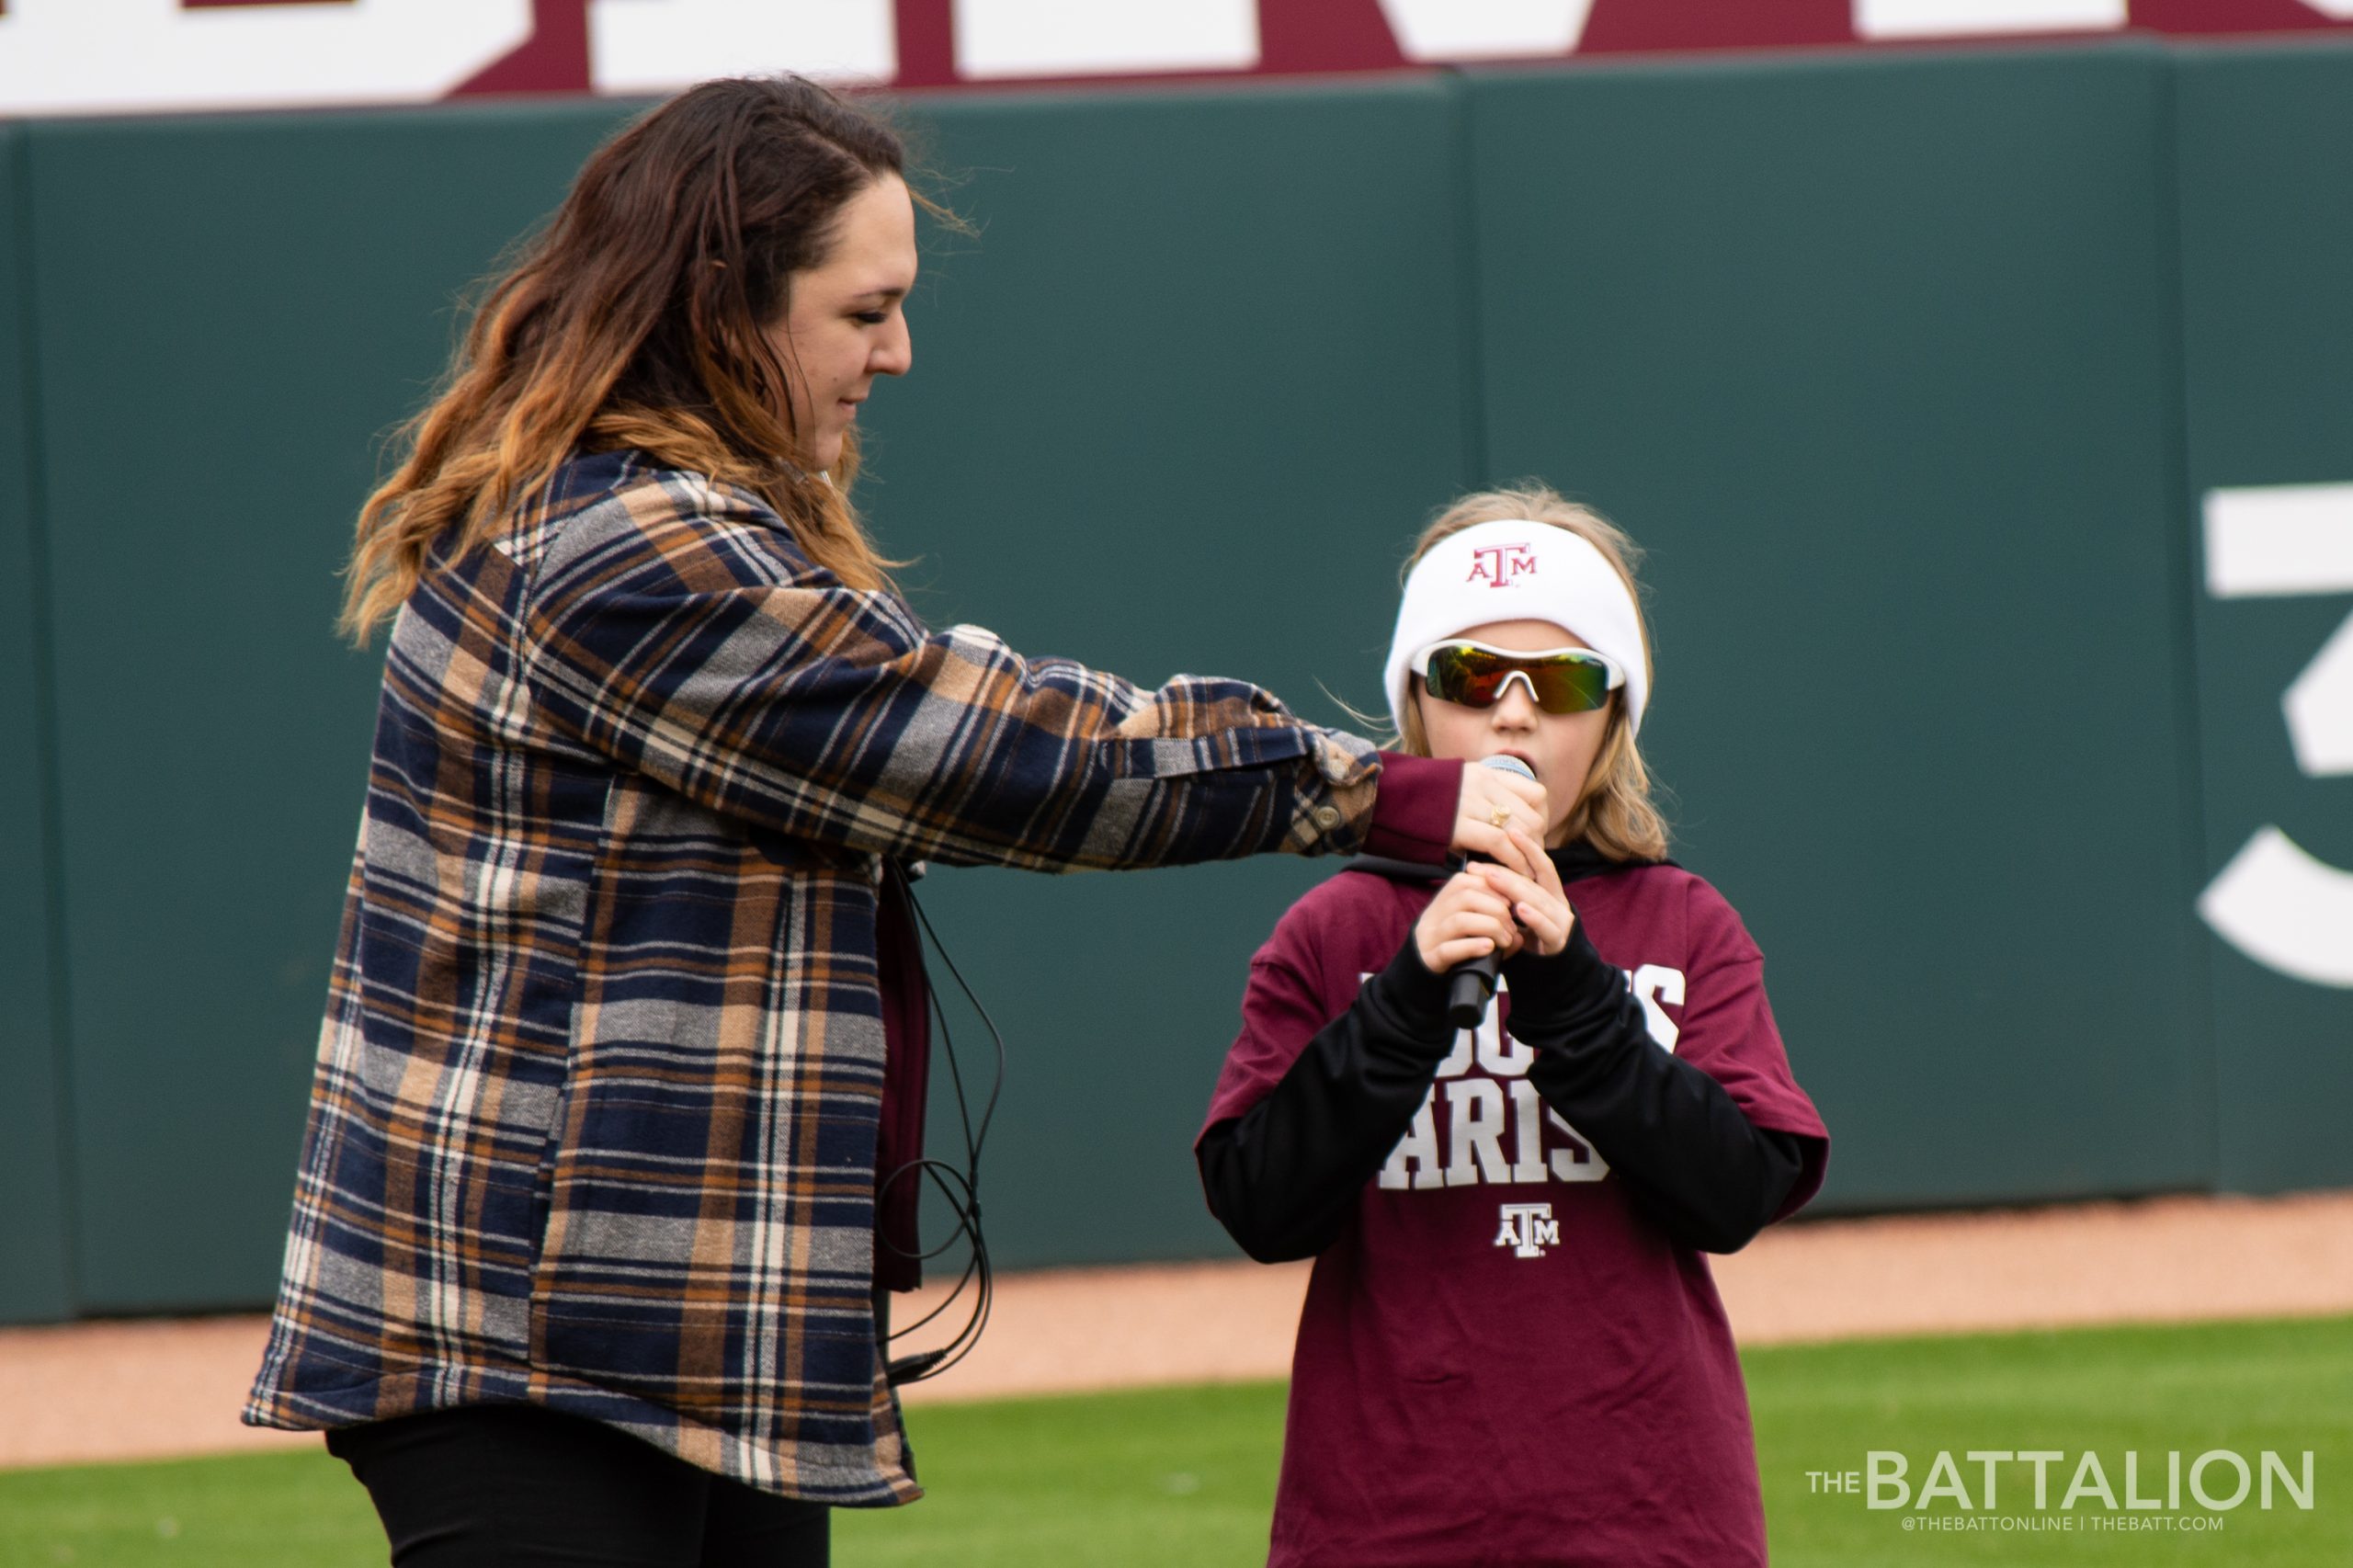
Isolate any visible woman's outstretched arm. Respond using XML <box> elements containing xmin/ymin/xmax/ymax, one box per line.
<box><xmin>516</xmin><ymin>468</ymin><xmax>1420</xmax><ymax>870</ymax></box>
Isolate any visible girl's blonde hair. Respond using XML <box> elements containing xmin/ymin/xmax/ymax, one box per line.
<box><xmin>1393</xmin><ymin>484</ymin><xmax>1671</xmax><ymax>862</ymax></box>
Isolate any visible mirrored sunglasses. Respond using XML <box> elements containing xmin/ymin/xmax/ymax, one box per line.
<box><xmin>1415</xmin><ymin>640</ymin><xmax>1623</xmax><ymax>714</ymax></box>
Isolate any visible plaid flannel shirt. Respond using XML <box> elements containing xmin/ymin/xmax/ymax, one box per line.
<box><xmin>244</xmin><ymin>450</ymin><xmax>1392</xmax><ymax>1503</ymax></box>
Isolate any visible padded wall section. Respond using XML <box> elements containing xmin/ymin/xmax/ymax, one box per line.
<box><xmin>868</xmin><ymin>79</ymin><xmax>1476</xmax><ymax>1268</ymax></box>
<box><xmin>0</xmin><ymin>125</ymin><xmax>76</xmax><ymax>1323</ymax></box>
<box><xmin>1466</xmin><ymin>48</ymin><xmax>2212</xmax><ymax>1209</ymax></box>
<box><xmin>25</xmin><ymin>102</ymin><xmax>632</xmax><ymax>1311</ymax></box>
<box><xmin>2174</xmin><ymin>43</ymin><xmax>2353</xmax><ymax>1193</ymax></box>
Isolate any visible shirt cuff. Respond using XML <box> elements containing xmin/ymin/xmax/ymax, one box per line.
<box><xmin>1367</xmin><ymin>925</ymin><xmax>1456</xmax><ymax>1042</ymax></box>
<box><xmin>1363</xmin><ymin>753</ymin><xmax>1461</xmax><ymax>865</ymax></box>
<box><xmin>1499</xmin><ymin>916</ymin><xmax>1626</xmax><ymax>1045</ymax></box>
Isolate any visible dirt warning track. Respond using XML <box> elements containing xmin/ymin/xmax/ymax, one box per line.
<box><xmin>4</xmin><ymin>1190</ymin><xmax>2348</xmax><ymax>1471</ymax></box>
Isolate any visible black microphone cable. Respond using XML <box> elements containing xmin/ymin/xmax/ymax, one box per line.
<box><xmin>877</xmin><ymin>865</ymin><xmax>1005</xmax><ymax>1386</ymax></box>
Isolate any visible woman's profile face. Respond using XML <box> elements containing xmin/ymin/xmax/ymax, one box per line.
<box><xmin>1415</xmin><ymin>618</ymin><xmax>1614</xmax><ymax>847</ymax></box>
<box><xmin>767</xmin><ymin>173</ymin><xmax>918</xmax><ymax>473</ymax></box>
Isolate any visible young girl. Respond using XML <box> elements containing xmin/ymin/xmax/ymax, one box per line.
<box><xmin>1198</xmin><ymin>486</ymin><xmax>1829</xmax><ymax>1568</ymax></box>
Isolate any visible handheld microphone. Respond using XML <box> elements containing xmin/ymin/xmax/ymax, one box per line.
<box><xmin>1446</xmin><ymin>754</ymin><xmax>1537</xmax><ymax>1029</ymax></box>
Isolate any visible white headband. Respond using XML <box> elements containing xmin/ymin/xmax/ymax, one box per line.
<box><xmin>1383</xmin><ymin>519</ymin><xmax>1650</xmax><ymax>737</ymax></box>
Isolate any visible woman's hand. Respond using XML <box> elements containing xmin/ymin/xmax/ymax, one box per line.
<box><xmin>1451</xmin><ymin>764</ymin><xmax>1548</xmax><ymax>878</ymax></box>
<box><xmin>1415</xmin><ymin>867</ymin><xmax>1528</xmax><ymax>972</ymax></box>
<box><xmin>1472</xmin><ymin>824</ymin><xmax>1574</xmax><ymax>957</ymax></box>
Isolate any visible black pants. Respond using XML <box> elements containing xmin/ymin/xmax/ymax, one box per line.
<box><xmin>326</xmin><ymin>1403</ymin><xmax>830</xmax><ymax>1567</ymax></box>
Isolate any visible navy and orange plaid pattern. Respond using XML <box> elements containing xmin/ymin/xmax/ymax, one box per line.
<box><xmin>244</xmin><ymin>450</ymin><xmax>1380</xmax><ymax>1502</ymax></box>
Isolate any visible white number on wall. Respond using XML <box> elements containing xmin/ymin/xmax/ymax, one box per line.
<box><xmin>2198</xmin><ymin>483</ymin><xmax>2353</xmax><ymax>988</ymax></box>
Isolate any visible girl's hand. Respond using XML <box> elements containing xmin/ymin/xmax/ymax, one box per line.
<box><xmin>1415</xmin><ymin>868</ymin><xmax>1526</xmax><ymax>973</ymax></box>
<box><xmin>1451</xmin><ymin>764</ymin><xmax>1548</xmax><ymax>879</ymax></box>
<box><xmin>1472</xmin><ymin>824</ymin><xmax>1574</xmax><ymax>957</ymax></box>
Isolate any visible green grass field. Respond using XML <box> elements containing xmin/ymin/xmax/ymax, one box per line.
<box><xmin>3</xmin><ymin>1314</ymin><xmax>2345</xmax><ymax>1567</ymax></box>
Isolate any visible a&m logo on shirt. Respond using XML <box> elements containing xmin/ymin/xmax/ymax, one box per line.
<box><xmin>1467</xmin><ymin>542</ymin><xmax>1537</xmax><ymax>588</ymax></box>
<box><xmin>1495</xmin><ymin>1202</ymin><xmax>1559</xmax><ymax>1259</ymax></box>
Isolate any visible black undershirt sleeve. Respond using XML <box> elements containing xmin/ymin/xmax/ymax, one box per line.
<box><xmin>1198</xmin><ymin>934</ymin><xmax>1455</xmax><ymax>1264</ymax></box>
<box><xmin>1502</xmin><ymin>922</ymin><xmax>1808</xmax><ymax>1254</ymax></box>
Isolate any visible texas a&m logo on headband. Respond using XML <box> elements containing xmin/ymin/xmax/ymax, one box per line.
<box><xmin>1468</xmin><ymin>542</ymin><xmax>1538</xmax><ymax>589</ymax></box>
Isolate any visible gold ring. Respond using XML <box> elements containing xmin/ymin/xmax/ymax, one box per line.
<box><xmin>1489</xmin><ymin>805</ymin><xmax>1514</xmax><ymax>830</ymax></box>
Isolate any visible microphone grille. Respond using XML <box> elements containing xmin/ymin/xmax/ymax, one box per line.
<box><xmin>1479</xmin><ymin>755</ymin><xmax>1537</xmax><ymax>781</ymax></box>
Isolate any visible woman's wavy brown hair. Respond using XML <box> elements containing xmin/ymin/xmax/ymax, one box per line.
<box><xmin>1394</xmin><ymin>484</ymin><xmax>1672</xmax><ymax>862</ymax></box>
<box><xmin>340</xmin><ymin>74</ymin><xmax>917</xmax><ymax>642</ymax></box>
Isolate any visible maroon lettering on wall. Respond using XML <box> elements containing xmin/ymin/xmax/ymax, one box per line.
<box><xmin>2132</xmin><ymin>0</ymin><xmax>2351</xmax><ymax>33</ymax></box>
<box><xmin>377</xmin><ymin>0</ymin><xmax>2353</xmax><ymax>104</ymax></box>
<box><xmin>1256</xmin><ymin>0</ymin><xmax>1409</xmax><ymax>77</ymax></box>
<box><xmin>1579</xmin><ymin>0</ymin><xmax>1856</xmax><ymax>55</ymax></box>
<box><xmin>457</xmin><ymin>0</ymin><xmax>590</xmax><ymax>97</ymax></box>
<box><xmin>892</xmin><ymin>0</ymin><xmax>959</xmax><ymax>90</ymax></box>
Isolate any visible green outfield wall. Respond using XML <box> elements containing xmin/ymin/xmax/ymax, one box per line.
<box><xmin>1</xmin><ymin>125</ymin><xmax>77</xmax><ymax>1324</ymax></box>
<box><xmin>2174</xmin><ymin>46</ymin><xmax>2353</xmax><ymax>1194</ymax></box>
<box><xmin>1465</xmin><ymin>48</ymin><xmax>2212</xmax><ymax>1210</ymax></box>
<box><xmin>1</xmin><ymin>40</ymin><xmax>2347</xmax><ymax>1321</ymax></box>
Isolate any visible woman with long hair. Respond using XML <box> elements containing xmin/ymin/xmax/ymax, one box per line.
<box><xmin>242</xmin><ymin>75</ymin><xmax>1537</xmax><ymax>1565</ymax></box>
